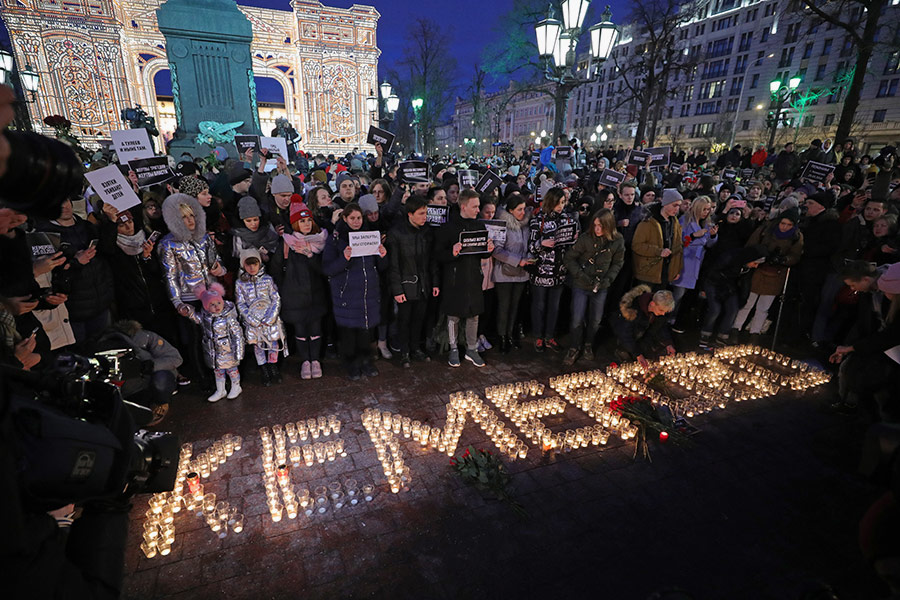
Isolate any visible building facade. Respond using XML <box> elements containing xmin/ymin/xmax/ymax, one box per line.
<box><xmin>0</xmin><ymin>0</ymin><xmax>380</xmax><ymax>154</ymax></box>
<box><xmin>448</xmin><ymin>81</ymin><xmax>557</xmax><ymax>157</ymax></box>
<box><xmin>566</xmin><ymin>0</ymin><xmax>900</xmax><ymax>154</ymax></box>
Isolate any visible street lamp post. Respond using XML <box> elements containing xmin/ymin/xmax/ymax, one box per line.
<box><xmin>766</xmin><ymin>76</ymin><xmax>801</xmax><ymax>151</ymax></box>
<box><xmin>0</xmin><ymin>47</ymin><xmax>40</xmax><ymax>131</ymax></box>
<box><xmin>411</xmin><ymin>97</ymin><xmax>424</xmax><ymax>155</ymax></box>
<box><xmin>534</xmin><ymin>2</ymin><xmax>618</xmax><ymax>141</ymax></box>
<box><xmin>367</xmin><ymin>81</ymin><xmax>400</xmax><ymax>131</ymax></box>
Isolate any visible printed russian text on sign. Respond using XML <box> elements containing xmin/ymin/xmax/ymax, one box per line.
<box><xmin>260</xmin><ymin>136</ymin><xmax>289</xmax><ymax>172</ymax></box>
<box><xmin>627</xmin><ymin>150</ymin><xmax>650</xmax><ymax>167</ymax></box>
<box><xmin>111</xmin><ymin>128</ymin><xmax>154</xmax><ymax>162</ymax></box>
<box><xmin>349</xmin><ymin>230</ymin><xmax>382</xmax><ymax>257</ymax></box>
<box><xmin>366</xmin><ymin>126</ymin><xmax>395</xmax><ymax>152</ymax></box>
<box><xmin>481</xmin><ymin>219</ymin><xmax>507</xmax><ymax>247</ymax></box>
<box><xmin>128</xmin><ymin>156</ymin><xmax>174</xmax><ymax>188</ymax></box>
<box><xmin>475</xmin><ymin>170</ymin><xmax>501</xmax><ymax>196</ymax></box>
<box><xmin>458</xmin><ymin>170</ymin><xmax>478</xmax><ymax>189</ymax></box>
<box><xmin>426</xmin><ymin>204</ymin><xmax>448</xmax><ymax>227</ymax></box>
<box><xmin>84</xmin><ymin>164</ymin><xmax>142</xmax><ymax>212</ymax></box>
<box><xmin>400</xmin><ymin>160</ymin><xmax>429</xmax><ymax>184</ymax></box>
<box><xmin>554</xmin><ymin>223</ymin><xmax>577</xmax><ymax>246</ymax></box>
<box><xmin>599</xmin><ymin>169</ymin><xmax>626</xmax><ymax>188</ymax></box>
<box><xmin>234</xmin><ymin>135</ymin><xmax>260</xmax><ymax>155</ymax></box>
<box><xmin>800</xmin><ymin>160</ymin><xmax>835</xmax><ymax>184</ymax></box>
<box><xmin>645</xmin><ymin>146</ymin><xmax>670</xmax><ymax>168</ymax></box>
<box><xmin>458</xmin><ymin>230</ymin><xmax>489</xmax><ymax>254</ymax></box>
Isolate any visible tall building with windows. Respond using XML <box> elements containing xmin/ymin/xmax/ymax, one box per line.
<box><xmin>568</xmin><ymin>0</ymin><xmax>900</xmax><ymax>154</ymax></box>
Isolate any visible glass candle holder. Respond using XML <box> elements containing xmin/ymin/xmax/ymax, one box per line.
<box><xmin>140</xmin><ymin>541</ymin><xmax>157</xmax><ymax>558</ymax></box>
<box><xmin>232</xmin><ymin>513</ymin><xmax>244</xmax><ymax>533</ymax></box>
<box><xmin>332</xmin><ymin>491</ymin><xmax>345</xmax><ymax>510</ymax></box>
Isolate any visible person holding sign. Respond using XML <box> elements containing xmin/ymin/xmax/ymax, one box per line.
<box><xmin>434</xmin><ymin>189</ymin><xmax>494</xmax><ymax>368</ymax></box>
<box><xmin>322</xmin><ymin>202</ymin><xmax>386</xmax><ymax>380</ymax></box>
<box><xmin>527</xmin><ymin>187</ymin><xmax>579</xmax><ymax>353</ymax></box>
<box><xmin>386</xmin><ymin>196</ymin><xmax>440</xmax><ymax>367</ymax></box>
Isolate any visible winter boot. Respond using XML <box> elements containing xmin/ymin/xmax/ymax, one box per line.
<box><xmin>260</xmin><ymin>364</ymin><xmax>272</xmax><ymax>387</ymax></box>
<box><xmin>227</xmin><ymin>374</ymin><xmax>242</xmax><ymax>399</ymax></box>
<box><xmin>310</xmin><ymin>361</ymin><xmax>323</xmax><ymax>379</ymax></box>
<box><xmin>207</xmin><ymin>378</ymin><xmax>227</xmax><ymax>403</ymax></box>
<box><xmin>563</xmin><ymin>347</ymin><xmax>579</xmax><ymax>366</ymax></box>
<box><xmin>300</xmin><ymin>361</ymin><xmax>312</xmax><ymax>380</ymax></box>
<box><xmin>270</xmin><ymin>361</ymin><xmax>282</xmax><ymax>383</ymax></box>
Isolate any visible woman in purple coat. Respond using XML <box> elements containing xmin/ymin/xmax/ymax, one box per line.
<box><xmin>322</xmin><ymin>203</ymin><xmax>387</xmax><ymax>380</ymax></box>
<box><xmin>671</xmin><ymin>196</ymin><xmax>718</xmax><ymax>330</ymax></box>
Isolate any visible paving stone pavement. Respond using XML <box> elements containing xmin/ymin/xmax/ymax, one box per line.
<box><xmin>123</xmin><ymin>343</ymin><xmax>887</xmax><ymax>600</ymax></box>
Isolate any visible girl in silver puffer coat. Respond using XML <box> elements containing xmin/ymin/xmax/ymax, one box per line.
<box><xmin>235</xmin><ymin>248</ymin><xmax>287</xmax><ymax>386</ymax></box>
<box><xmin>191</xmin><ymin>283</ymin><xmax>245</xmax><ymax>403</ymax></box>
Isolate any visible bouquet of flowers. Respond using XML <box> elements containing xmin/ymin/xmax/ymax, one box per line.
<box><xmin>610</xmin><ymin>394</ymin><xmax>689</xmax><ymax>461</ymax></box>
<box><xmin>450</xmin><ymin>446</ymin><xmax>526</xmax><ymax>518</ymax></box>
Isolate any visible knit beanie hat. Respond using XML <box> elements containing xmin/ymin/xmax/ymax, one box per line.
<box><xmin>877</xmin><ymin>262</ymin><xmax>900</xmax><ymax>295</ymax></box>
<box><xmin>335</xmin><ymin>172</ymin><xmax>353</xmax><ymax>188</ymax></box>
<box><xmin>238</xmin><ymin>196</ymin><xmax>261</xmax><ymax>220</ymax></box>
<box><xmin>660</xmin><ymin>188</ymin><xmax>683</xmax><ymax>207</ymax></box>
<box><xmin>290</xmin><ymin>197</ymin><xmax>312</xmax><ymax>224</ymax></box>
<box><xmin>228</xmin><ymin>166</ymin><xmax>253</xmax><ymax>185</ymax></box>
<box><xmin>358</xmin><ymin>194</ymin><xmax>378</xmax><ymax>215</ymax></box>
<box><xmin>194</xmin><ymin>282</ymin><xmax>225</xmax><ymax>311</ymax></box>
<box><xmin>240</xmin><ymin>247</ymin><xmax>262</xmax><ymax>269</ymax></box>
<box><xmin>807</xmin><ymin>191</ymin><xmax>835</xmax><ymax>210</ymax></box>
<box><xmin>178</xmin><ymin>175</ymin><xmax>209</xmax><ymax>198</ymax></box>
<box><xmin>780</xmin><ymin>206</ymin><xmax>801</xmax><ymax>224</ymax></box>
<box><xmin>270</xmin><ymin>174</ymin><xmax>294</xmax><ymax>195</ymax></box>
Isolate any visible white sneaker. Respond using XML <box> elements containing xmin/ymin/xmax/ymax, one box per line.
<box><xmin>226</xmin><ymin>380</ymin><xmax>242</xmax><ymax>399</ymax></box>
<box><xmin>207</xmin><ymin>380</ymin><xmax>226</xmax><ymax>403</ymax></box>
<box><xmin>377</xmin><ymin>340</ymin><xmax>393</xmax><ymax>360</ymax></box>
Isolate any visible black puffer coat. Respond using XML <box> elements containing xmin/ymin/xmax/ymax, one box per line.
<box><xmin>39</xmin><ymin>217</ymin><xmax>114</xmax><ymax>321</ymax></box>
<box><xmin>275</xmin><ymin>231</ymin><xmax>329</xmax><ymax>324</ymax></box>
<box><xmin>386</xmin><ymin>219</ymin><xmax>438</xmax><ymax>301</ymax></box>
<box><xmin>434</xmin><ymin>214</ymin><xmax>487</xmax><ymax>318</ymax></box>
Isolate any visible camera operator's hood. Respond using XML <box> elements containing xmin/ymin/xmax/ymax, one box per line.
<box><xmin>162</xmin><ymin>193</ymin><xmax>207</xmax><ymax>242</ymax></box>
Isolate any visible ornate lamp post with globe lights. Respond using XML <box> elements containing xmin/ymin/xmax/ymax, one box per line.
<box><xmin>766</xmin><ymin>75</ymin><xmax>801</xmax><ymax>150</ymax></box>
<box><xmin>534</xmin><ymin>1</ymin><xmax>618</xmax><ymax>141</ymax></box>
<box><xmin>366</xmin><ymin>80</ymin><xmax>401</xmax><ymax>130</ymax></box>
<box><xmin>0</xmin><ymin>47</ymin><xmax>40</xmax><ymax>130</ymax></box>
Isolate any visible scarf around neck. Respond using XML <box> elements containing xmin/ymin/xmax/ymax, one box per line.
<box><xmin>117</xmin><ymin>230</ymin><xmax>147</xmax><ymax>256</ymax></box>
<box><xmin>284</xmin><ymin>230</ymin><xmax>327</xmax><ymax>256</ymax></box>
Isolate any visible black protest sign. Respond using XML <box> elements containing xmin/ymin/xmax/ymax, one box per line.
<box><xmin>128</xmin><ymin>156</ymin><xmax>174</xmax><ymax>188</ymax></box>
<box><xmin>366</xmin><ymin>125</ymin><xmax>395</xmax><ymax>152</ymax></box>
<box><xmin>458</xmin><ymin>169</ymin><xmax>479</xmax><ymax>189</ymax></box>
<box><xmin>722</xmin><ymin>169</ymin><xmax>737</xmax><ymax>182</ymax></box>
<box><xmin>426</xmin><ymin>204</ymin><xmax>448</xmax><ymax>227</ymax></box>
<box><xmin>474</xmin><ymin>170</ymin><xmax>502</xmax><ymax>196</ymax></box>
<box><xmin>555</xmin><ymin>146</ymin><xmax>572</xmax><ymax>159</ymax></box>
<box><xmin>598</xmin><ymin>168</ymin><xmax>626</xmax><ymax>188</ymax></box>
<box><xmin>800</xmin><ymin>160</ymin><xmax>835</xmax><ymax>184</ymax></box>
<box><xmin>554</xmin><ymin>223</ymin><xmax>578</xmax><ymax>246</ymax></box>
<box><xmin>646</xmin><ymin>146</ymin><xmax>671</xmax><ymax>168</ymax></box>
<box><xmin>531</xmin><ymin>150</ymin><xmax>540</xmax><ymax>165</ymax></box>
<box><xmin>627</xmin><ymin>150</ymin><xmax>650</xmax><ymax>168</ymax></box>
<box><xmin>741</xmin><ymin>168</ymin><xmax>754</xmax><ymax>180</ymax></box>
<box><xmin>459</xmin><ymin>229</ymin><xmax>490</xmax><ymax>254</ymax></box>
<box><xmin>669</xmin><ymin>163</ymin><xmax>683</xmax><ymax>173</ymax></box>
<box><xmin>400</xmin><ymin>160</ymin><xmax>430</xmax><ymax>184</ymax></box>
<box><xmin>234</xmin><ymin>135</ymin><xmax>260</xmax><ymax>155</ymax></box>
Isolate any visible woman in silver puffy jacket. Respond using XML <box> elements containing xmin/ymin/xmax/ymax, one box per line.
<box><xmin>159</xmin><ymin>193</ymin><xmax>225</xmax><ymax>391</ymax></box>
<box><xmin>235</xmin><ymin>248</ymin><xmax>287</xmax><ymax>387</ymax></box>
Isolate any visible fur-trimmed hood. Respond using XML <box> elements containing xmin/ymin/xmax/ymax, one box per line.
<box><xmin>162</xmin><ymin>193</ymin><xmax>207</xmax><ymax>242</ymax></box>
<box><xmin>496</xmin><ymin>206</ymin><xmax>529</xmax><ymax>232</ymax></box>
<box><xmin>619</xmin><ymin>284</ymin><xmax>651</xmax><ymax>321</ymax></box>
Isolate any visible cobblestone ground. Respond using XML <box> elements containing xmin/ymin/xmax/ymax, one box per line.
<box><xmin>122</xmin><ymin>341</ymin><xmax>887</xmax><ymax>600</ymax></box>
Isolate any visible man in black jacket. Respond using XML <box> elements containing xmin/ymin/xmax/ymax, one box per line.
<box><xmin>797</xmin><ymin>191</ymin><xmax>841</xmax><ymax>338</ymax></box>
<box><xmin>434</xmin><ymin>189</ymin><xmax>494</xmax><ymax>368</ymax></box>
<box><xmin>386</xmin><ymin>196</ymin><xmax>439</xmax><ymax>367</ymax></box>
<box><xmin>774</xmin><ymin>142</ymin><xmax>800</xmax><ymax>182</ymax></box>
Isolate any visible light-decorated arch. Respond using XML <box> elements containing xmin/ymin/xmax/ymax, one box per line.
<box><xmin>0</xmin><ymin>0</ymin><xmax>380</xmax><ymax>154</ymax></box>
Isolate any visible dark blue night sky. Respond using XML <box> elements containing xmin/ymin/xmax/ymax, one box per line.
<box><xmin>0</xmin><ymin>0</ymin><xmax>629</xmax><ymax>103</ymax></box>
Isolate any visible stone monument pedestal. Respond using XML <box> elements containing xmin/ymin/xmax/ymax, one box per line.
<box><xmin>157</xmin><ymin>0</ymin><xmax>261</xmax><ymax>157</ymax></box>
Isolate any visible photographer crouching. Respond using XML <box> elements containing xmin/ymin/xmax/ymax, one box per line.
<box><xmin>0</xmin><ymin>86</ymin><xmax>178</xmax><ymax>598</ymax></box>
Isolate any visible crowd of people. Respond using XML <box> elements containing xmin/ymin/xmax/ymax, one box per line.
<box><xmin>1</xmin><ymin>131</ymin><xmax>899</xmax><ymax>426</ymax></box>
